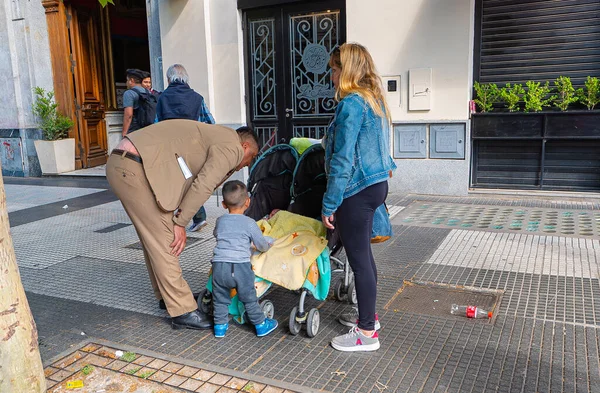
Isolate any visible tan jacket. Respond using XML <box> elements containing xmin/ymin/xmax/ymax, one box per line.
<box><xmin>127</xmin><ymin>120</ymin><xmax>244</xmax><ymax>226</ymax></box>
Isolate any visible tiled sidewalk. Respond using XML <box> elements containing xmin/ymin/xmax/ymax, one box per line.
<box><xmin>46</xmin><ymin>341</ymin><xmax>300</xmax><ymax>393</ymax></box>
<box><xmin>7</xmin><ymin>180</ymin><xmax>600</xmax><ymax>393</ymax></box>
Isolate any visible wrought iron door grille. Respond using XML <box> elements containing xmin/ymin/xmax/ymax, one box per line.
<box><xmin>255</xmin><ymin>126</ymin><xmax>278</xmax><ymax>153</ymax></box>
<box><xmin>250</xmin><ymin>18</ymin><xmax>277</xmax><ymax>119</ymax></box>
<box><xmin>293</xmin><ymin>125</ymin><xmax>327</xmax><ymax>139</ymax></box>
<box><xmin>289</xmin><ymin>11</ymin><xmax>339</xmax><ymax>117</ymax></box>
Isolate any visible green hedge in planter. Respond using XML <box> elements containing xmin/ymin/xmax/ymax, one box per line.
<box><xmin>523</xmin><ymin>81</ymin><xmax>554</xmax><ymax>113</ymax></box>
<box><xmin>553</xmin><ymin>76</ymin><xmax>578</xmax><ymax>112</ymax></box>
<box><xmin>576</xmin><ymin>76</ymin><xmax>600</xmax><ymax>110</ymax></box>
<box><xmin>474</xmin><ymin>76</ymin><xmax>600</xmax><ymax>113</ymax></box>
<box><xmin>499</xmin><ymin>83</ymin><xmax>524</xmax><ymax>112</ymax></box>
<box><xmin>473</xmin><ymin>82</ymin><xmax>500</xmax><ymax>113</ymax></box>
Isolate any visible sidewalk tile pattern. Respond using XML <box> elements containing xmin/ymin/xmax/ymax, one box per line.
<box><xmin>4</xmin><ymin>184</ymin><xmax>103</xmax><ymax>213</ymax></box>
<box><xmin>44</xmin><ymin>341</ymin><xmax>300</xmax><ymax>392</ymax></box>
<box><xmin>8</xmin><ymin>184</ymin><xmax>600</xmax><ymax>392</ymax></box>
<box><xmin>396</xmin><ymin>202</ymin><xmax>600</xmax><ymax>238</ymax></box>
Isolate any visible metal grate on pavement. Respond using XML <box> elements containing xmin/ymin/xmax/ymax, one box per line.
<box><xmin>384</xmin><ymin>281</ymin><xmax>502</xmax><ymax>324</ymax></box>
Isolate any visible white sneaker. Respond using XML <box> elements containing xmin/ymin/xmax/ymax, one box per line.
<box><xmin>331</xmin><ymin>327</ymin><xmax>380</xmax><ymax>352</ymax></box>
<box><xmin>338</xmin><ymin>307</ymin><xmax>381</xmax><ymax>330</ymax></box>
<box><xmin>188</xmin><ymin>220</ymin><xmax>207</xmax><ymax>232</ymax></box>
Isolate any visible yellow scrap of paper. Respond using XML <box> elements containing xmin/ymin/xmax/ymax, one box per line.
<box><xmin>66</xmin><ymin>380</ymin><xmax>84</xmax><ymax>389</ymax></box>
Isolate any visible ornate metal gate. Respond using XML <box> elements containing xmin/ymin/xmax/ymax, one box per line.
<box><xmin>244</xmin><ymin>1</ymin><xmax>345</xmax><ymax>151</ymax></box>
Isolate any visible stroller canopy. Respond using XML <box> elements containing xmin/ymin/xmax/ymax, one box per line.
<box><xmin>246</xmin><ymin>144</ymin><xmax>299</xmax><ymax>220</ymax></box>
<box><xmin>289</xmin><ymin>144</ymin><xmax>327</xmax><ymax>220</ymax></box>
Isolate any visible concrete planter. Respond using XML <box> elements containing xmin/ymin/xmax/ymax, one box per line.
<box><xmin>33</xmin><ymin>138</ymin><xmax>75</xmax><ymax>174</ymax></box>
<box><xmin>472</xmin><ymin>111</ymin><xmax>600</xmax><ymax>138</ymax></box>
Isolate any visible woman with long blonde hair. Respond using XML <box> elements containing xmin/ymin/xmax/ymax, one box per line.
<box><xmin>322</xmin><ymin>43</ymin><xmax>396</xmax><ymax>352</ymax></box>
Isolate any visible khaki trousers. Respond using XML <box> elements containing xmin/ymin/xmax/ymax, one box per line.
<box><xmin>106</xmin><ymin>153</ymin><xmax>197</xmax><ymax>317</ymax></box>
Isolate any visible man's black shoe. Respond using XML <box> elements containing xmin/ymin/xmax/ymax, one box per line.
<box><xmin>159</xmin><ymin>292</ymin><xmax>200</xmax><ymax>310</ymax></box>
<box><xmin>171</xmin><ymin>309</ymin><xmax>212</xmax><ymax>330</ymax></box>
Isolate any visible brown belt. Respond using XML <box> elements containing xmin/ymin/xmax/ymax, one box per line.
<box><xmin>111</xmin><ymin>149</ymin><xmax>142</xmax><ymax>164</ymax></box>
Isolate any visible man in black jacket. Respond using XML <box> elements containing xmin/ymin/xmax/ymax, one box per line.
<box><xmin>156</xmin><ymin>64</ymin><xmax>214</xmax><ymax>124</ymax></box>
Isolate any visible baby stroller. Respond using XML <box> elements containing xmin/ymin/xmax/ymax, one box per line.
<box><xmin>198</xmin><ymin>142</ymin><xmax>355</xmax><ymax>338</ymax></box>
<box><xmin>286</xmin><ymin>144</ymin><xmax>356</xmax><ymax>306</ymax></box>
<box><xmin>247</xmin><ymin>143</ymin><xmax>356</xmax><ymax>331</ymax></box>
<box><xmin>248</xmin><ymin>143</ymin><xmax>354</xmax><ymax>271</ymax></box>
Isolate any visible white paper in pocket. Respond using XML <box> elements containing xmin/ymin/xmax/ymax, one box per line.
<box><xmin>176</xmin><ymin>155</ymin><xmax>193</xmax><ymax>179</ymax></box>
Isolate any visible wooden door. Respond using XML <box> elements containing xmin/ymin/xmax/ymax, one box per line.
<box><xmin>244</xmin><ymin>0</ymin><xmax>346</xmax><ymax>151</ymax></box>
<box><xmin>67</xmin><ymin>4</ymin><xmax>108</xmax><ymax>168</ymax></box>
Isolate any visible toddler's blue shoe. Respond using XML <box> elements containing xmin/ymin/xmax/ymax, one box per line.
<box><xmin>255</xmin><ymin>318</ymin><xmax>278</xmax><ymax>337</ymax></box>
<box><xmin>214</xmin><ymin>323</ymin><xmax>228</xmax><ymax>338</ymax></box>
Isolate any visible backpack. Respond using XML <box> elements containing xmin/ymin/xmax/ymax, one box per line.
<box><xmin>134</xmin><ymin>89</ymin><xmax>158</xmax><ymax>128</ymax></box>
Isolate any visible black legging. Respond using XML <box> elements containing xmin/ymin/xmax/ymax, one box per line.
<box><xmin>335</xmin><ymin>181</ymin><xmax>388</xmax><ymax>330</ymax></box>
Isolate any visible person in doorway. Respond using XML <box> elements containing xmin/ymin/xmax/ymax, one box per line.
<box><xmin>156</xmin><ymin>64</ymin><xmax>215</xmax><ymax>232</ymax></box>
<box><xmin>142</xmin><ymin>72</ymin><xmax>161</xmax><ymax>97</ymax></box>
<box><xmin>211</xmin><ymin>180</ymin><xmax>277</xmax><ymax>338</ymax></box>
<box><xmin>122</xmin><ymin>69</ymin><xmax>156</xmax><ymax>137</ymax></box>
<box><xmin>106</xmin><ymin>121</ymin><xmax>260</xmax><ymax>330</ymax></box>
<box><xmin>321</xmin><ymin>43</ymin><xmax>396</xmax><ymax>352</ymax></box>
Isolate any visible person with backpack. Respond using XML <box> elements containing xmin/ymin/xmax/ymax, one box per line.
<box><xmin>156</xmin><ymin>64</ymin><xmax>215</xmax><ymax>232</ymax></box>
<box><xmin>122</xmin><ymin>69</ymin><xmax>157</xmax><ymax>137</ymax></box>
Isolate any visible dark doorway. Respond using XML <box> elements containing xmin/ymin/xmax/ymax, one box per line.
<box><xmin>108</xmin><ymin>0</ymin><xmax>151</xmax><ymax>110</ymax></box>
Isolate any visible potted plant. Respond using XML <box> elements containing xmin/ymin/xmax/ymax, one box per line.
<box><xmin>32</xmin><ymin>87</ymin><xmax>76</xmax><ymax>174</ymax></box>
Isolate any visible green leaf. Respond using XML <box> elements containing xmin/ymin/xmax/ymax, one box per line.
<box><xmin>81</xmin><ymin>365</ymin><xmax>94</xmax><ymax>376</ymax></box>
<box><xmin>121</xmin><ymin>351</ymin><xmax>137</xmax><ymax>362</ymax></box>
<box><xmin>126</xmin><ymin>366</ymin><xmax>142</xmax><ymax>375</ymax></box>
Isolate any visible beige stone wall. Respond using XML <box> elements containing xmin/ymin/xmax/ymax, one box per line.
<box><xmin>158</xmin><ymin>0</ymin><xmax>476</xmax><ymax>195</ymax></box>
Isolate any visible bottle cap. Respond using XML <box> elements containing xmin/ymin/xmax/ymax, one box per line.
<box><xmin>487</xmin><ymin>312</ymin><xmax>493</xmax><ymax>319</ymax></box>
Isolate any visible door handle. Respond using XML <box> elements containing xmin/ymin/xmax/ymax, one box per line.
<box><xmin>285</xmin><ymin>108</ymin><xmax>293</xmax><ymax>118</ymax></box>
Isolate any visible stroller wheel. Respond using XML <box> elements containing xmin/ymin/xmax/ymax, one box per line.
<box><xmin>198</xmin><ymin>289</ymin><xmax>212</xmax><ymax>315</ymax></box>
<box><xmin>333</xmin><ymin>277</ymin><xmax>346</xmax><ymax>302</ymax></box>
<box><xmin>260</xmin><ymin>300</ymin><xmax>275</xmax><ymax>319</ymax></box>
<box><xmin>288</xmin><ymin>306</ymin><xmax>302</xmax><ymax>336</ymax></box>
<box><xmin>306</xmin><ymin>308</ymin><xmax>320</xmax><ymax>338</ymax></box>
<box><xmin>347</xmin><ymin>280</ymin><xmax>358</xmax><ymax>305</ymax></box>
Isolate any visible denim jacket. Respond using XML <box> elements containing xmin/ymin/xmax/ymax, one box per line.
<box><xmin>322</xmin><ymin>93</ymin><xmax>397</xmax><ymax>217</ymax></box>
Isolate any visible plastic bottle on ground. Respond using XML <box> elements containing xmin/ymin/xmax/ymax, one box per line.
<box><xmin>450</xmin><ymin>304</ymin><xmax>492</xmax><ymax>319</ymax></box>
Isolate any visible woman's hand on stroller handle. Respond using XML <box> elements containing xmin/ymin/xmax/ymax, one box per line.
<box><xmin>322</xmin><ymin>213</ymin><xmax>335</xmax><ymax>230</ymax></box>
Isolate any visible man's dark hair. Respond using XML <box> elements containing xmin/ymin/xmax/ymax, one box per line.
<box><xmin>222</xmin><ymin>180</ymin><xmax>248</xmax><ymax>208</ymax></box>
<box><xmin>141</xmin><ymin>71</ymin><xmax>151</xmax><ymax>80</ymax></box>
<box><xmin>126</xmin><ymin>69</ymin><xmax>145</xmax><ymax>84</ymax></box>
<box><xmin>236</xmin><ymin>126</ymin><xmax>260</xmax><ymax>148</ymax></box>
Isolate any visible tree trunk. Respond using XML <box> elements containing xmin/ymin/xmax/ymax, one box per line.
<box><xmin>0</xmin><ymin>170</ymin><xmax>46</xmax><ymax>392</ymax></box>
